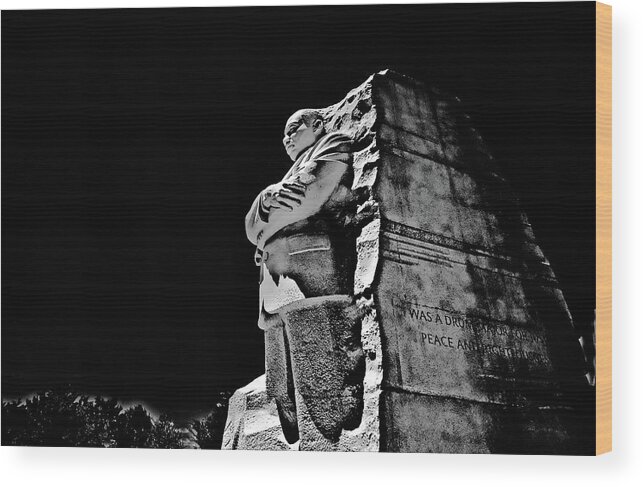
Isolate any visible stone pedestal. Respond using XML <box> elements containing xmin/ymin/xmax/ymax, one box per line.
<box><xmin>222</xmin><ymin>375</ymin><xmax>294</xmax><ymax>451</ymax></box>
<box><xmin>223</xmin><ymin>70</ymin><xmax>593</xmax><ymax>454</ymax></box>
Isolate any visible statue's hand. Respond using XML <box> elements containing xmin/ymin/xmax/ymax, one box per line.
<box><xmin>261</xmin><ymin>180</ymin><xmax>307</xmax><ymax>212</ymax></box>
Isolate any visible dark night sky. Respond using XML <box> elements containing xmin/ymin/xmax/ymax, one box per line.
<box><xmin>2</xmin><ymin>3</ymin><xmax>595</xmax><ymax>423</ymax></box>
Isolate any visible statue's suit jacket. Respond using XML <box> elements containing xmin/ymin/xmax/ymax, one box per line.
<box><xmin>244</xmin><ymin>133</ymin><xmax>362</xmax><ymax>443</ymax></box>
<box><xmin>244</xmin><ymin>132</ymin><xmax>355</xmax><ymax>315</ymax></box>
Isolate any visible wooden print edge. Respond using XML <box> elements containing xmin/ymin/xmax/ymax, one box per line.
<box><xmin>595</xmin><ymin>1</ymin><xmax>612</xmax><ymax>456</ymax></box>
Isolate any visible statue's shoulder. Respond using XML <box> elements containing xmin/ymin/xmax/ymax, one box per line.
<box><xmin>299</xmin><ymin>132</ymin><xmax>353</xmax><ymax>171</ymax></box>
<box><xmin>316</xmin><ymin>131</ymin><xmax>353</xmax><ymax>153</ymax></box>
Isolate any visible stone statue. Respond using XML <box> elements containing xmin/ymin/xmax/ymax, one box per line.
<box><xmin>245</xmin><ymin>109</ymin><xmax>365</xmax><ymax>444</ymax></box>
<box><xmin>227</xmin><ymin>71</ymin><xmax>592</xmax><ymax>454</ymax></box>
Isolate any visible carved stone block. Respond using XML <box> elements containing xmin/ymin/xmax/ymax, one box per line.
<box><xmin>224</xmin><ymin>70</ymin><xmax>592</xmax><ymax>454</ymax></box>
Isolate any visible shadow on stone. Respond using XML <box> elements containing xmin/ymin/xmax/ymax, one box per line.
<box><xmin>282</xmin><ymin>296</ymin><xmax>365</xmax><ymax>441</ymax></box>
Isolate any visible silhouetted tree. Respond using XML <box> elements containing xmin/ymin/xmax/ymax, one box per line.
<box><xmin>148</xmin><ymin>414</ymin><xmax>186</xmax><ymax>449</ymax></box>
<box><xmin>115</xmin><ymin>404</ymin><xmax>153</xmax><ymax>448</ymax></box>
<box><xmin>2</xmin><ymin>389</ymin><xmax>193</xmax><ymax>448</ymax></box>
<box><xmin>190</xmin><ymin>391</ymin><xmax>231</xmax><ymax>449</ymax></box>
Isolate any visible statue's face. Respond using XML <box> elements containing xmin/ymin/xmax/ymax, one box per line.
<box><xmin>283</xmin><ymin>112</ymin><xmax>322</xmax><ymax>162</ymax></box>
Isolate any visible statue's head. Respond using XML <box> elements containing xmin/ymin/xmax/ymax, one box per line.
<box><xmin>283</xmin><ymin>109</ymin><xmax>326</xmax><ymax>161</ymax></box>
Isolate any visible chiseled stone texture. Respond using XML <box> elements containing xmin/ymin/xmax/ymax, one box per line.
<box><xmin>280</xmin><ymin>296</ymin><xmax>364</xmax><ymax>442</ymax></box>
<box><xmin>368</xmin><ymin>71</ymin><xmax>591</xmax><ymax>454</ymax></box>
<box><xmin>226</xmin><ymin>70</ymin><xmax>592</xmax><ymax>453</ymax></box>
<box><xmin>221</xmin><ymin>375</ymin><xmax>293</xmax><ymax>451</ymax></box>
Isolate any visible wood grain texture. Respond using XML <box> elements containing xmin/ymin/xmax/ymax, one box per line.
<box><xmin>595</xmin><ymin>1</ymin><xmax>612</xmax><ymax>456</ymax></box>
